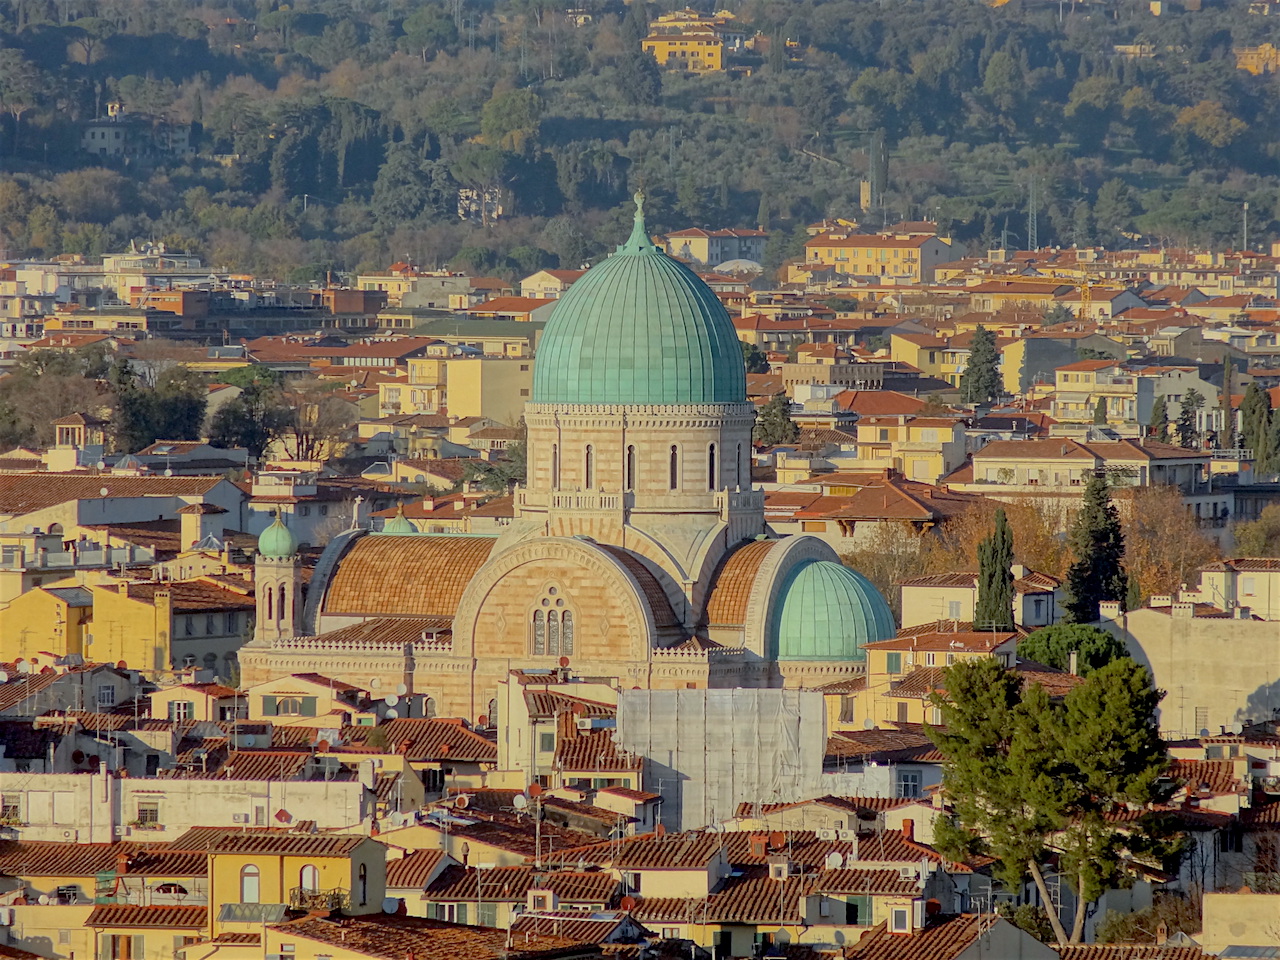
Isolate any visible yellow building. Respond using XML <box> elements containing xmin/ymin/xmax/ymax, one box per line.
<box><xmin>888</xmin><ymin>333</ymin><xmax>946</xmax><ymax>379</ymax></box>
<box><xmin>642</xmin><ymin>33</ymin><xmax>724</xmax><ymax>71</ymax></box>
<box><xmin>2</xmin><ymin>576</ymin><xmax>255</xmax><ymax>675</ymax></box>
<box><xmin>853</xmin><ymin>416</ymin><xmax>967</xmax><ymax>484</ymax></box>
<box><xmin>1235</xmin><ymin>42</ymin><xmax>1280</xmax><ymax>74</ymax></box>
<box><xmin>207</xmin><ymin>833</ymin><xmax>387</xmax><ymax>938</ymax></box>
<box><xmin>857</xmin><ymin>629</ymin><xmax>1019</xmax><ymax>728</ymax></box>
<box><xmin>379</xmin><ymin>357</ymin><xmax>532</xmax><ymax>426</ymax></box>
<box><xmin>802</xmin><ymin>233</ymin><xmax>953</xmax><ymax>283</ymax></box>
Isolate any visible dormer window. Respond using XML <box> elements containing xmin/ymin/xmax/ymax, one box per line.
<box><xmin>890</xmin><ymin>907</ymin><xmax>910</xmax><ymax>933</ymax></box>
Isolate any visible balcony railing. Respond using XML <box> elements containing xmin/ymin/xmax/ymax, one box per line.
<box><xmin>290</xmin><ymin>886</ymin><xmax>349</xmax><ymax>911</ymax></box>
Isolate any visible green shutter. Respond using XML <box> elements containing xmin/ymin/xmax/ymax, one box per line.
<box><xmin>886</xmin><ymin>652</ymin><xmax>902</xmax><ymax>675</ymax></box>
<box><xmin>456</xmin><ymin>903</ymin><xmax>468</xmax><ymax>925</ymax></box>
<box><xmin>262</xmin><ymin>696</ymin><xmax>277</xmax><ymax>716</ymax></box>
<box><xmin>301</xmin><ymin>697</ymin><xmax>318</xmax><ymax>717</ymax></box>
<box><xmin>478</xmin><ymin>902</ymin><xmax>497</xmax><ymax>928</ymax></box>
<box><xmin>132</xmin><ymin>936</ymin><xmax>145</xmax><ymax>959</ymax></box>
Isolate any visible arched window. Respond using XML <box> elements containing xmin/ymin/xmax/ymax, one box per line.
<box><xmin>532</xmin><ymin>610</ymin><xmax>546</xmax><ymax>656</ymax></box>
<box><xmin>547</xmin><ymin>610</ymin><xmax>560</xmax><ymax>656</ymax></box>
<box><xmin>669</xmin><ymin>445</ymin><xmax>679</xmax><ymax>490</ymax></box>
<box><xmin>265</xmin><ymin>587</ymin><xmax>273</xmax><ymax>622</ymax></box>
<box><xmin>562</xmin><ymin>611</ymin><xmax>574</xmax><ymax>656</ymax></box>
<box><xmin>625</xmin><ymin>445</ymin><xmax>636</xmax><ymax>491</ymax></box>
<box><xmin>486</xmin><ymin>699</ymin><xmax>497</xmax><ymax>727</ymax></box>
<box><xmin>240</xmin><ymin>865</ymin><xmax>260</xmax><ymax>904</ymax></box>
<box><xmin>551</xmin><ymin>444</ymin><xmax>560</xmax><ymax>488</ymax></box>
<box><xmin>424</xmin><ymin>696</ymin><xmax>437</xmax><ymax>719</ymax></box>
<box><xmin>358</xmin><ymin>863</ymin><xmax>368</xmax><ymax>905</ymax></box>
<box><xmin>736</xmin><ymin>442</ymin><xmax>743</xmax><ymax>487</ymax></box>
<box><xmin>276</xmin><ymin>584</ymin><xmax>286</xmax><ymax>623</ymax></box>
<box><xmin>708</xmin><ymin>443</ymin><xmax>717</xmax><ymax>491</ymax></box>
<box><xmin>299</xmin><ymin>864</ymin><xmax>320</xmax><ymax>893</ymax></box>
<box><xmin>584</xmin><ymin>444</ymin><xmax>594</xmax><ymax>489</ymax></box>
<box><xmin>277</xmin><ymin>697</ymin><xmax>303</xmax><ymax>716</ymax></box>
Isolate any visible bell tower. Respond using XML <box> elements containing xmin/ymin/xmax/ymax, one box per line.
<box><xmin>254</xmin><ymin>516</ymin><xmax>302</xmax><ymax>642</ymax></box>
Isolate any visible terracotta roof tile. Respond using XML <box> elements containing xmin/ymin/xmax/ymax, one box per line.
<box><xmin>597</xmin><ymin>547</ymin><xmax>680</xmax><ymax>630</ymax></box>
<box><xmin>347</xmin><ymin>718</ymin><xmax>497</xmax><ymax>763</ymax></box>
<box><xmin>1168</xmin><ymin>759</ymin><xmax>1244</xmax><ymax>795</ymax></box>
<box><xmin>0</xmin><ymin>475</ymin><xmax>225</xmax><ymax>515</ymax></box>
<box><xmin>426</xmin><ymin>865</ymin><xmax>618</xmax><ymax>904</ymax></box>
<box><xmin>703</xmin><ymin>540</ymin><xmax>778</xmax><ymax>627</ymax></box>
<box><xmin>323</xmin><ymin>535</ymin><xmax>497</xmax><ymax>618</ymax></box>
<box><xmin>209</xmin><ymin>833</ymin><xmax>368</xmax><ymax>856</ymax></box>
<box><xmin>555</xmin><ymin>730</ymin><xmax>640</xmax><ymax>774</ymax></box>
<box><xmin>86</xmin><ymin>904</ymin><xmax>207</xmax><ymax>928</ymax></box>
<box><xmin>1056</xmin><ymin>947</ymin><xmax>1206</xmax><ymax>960</ymax></box>
<box><xmin>843</xmin><ymin>915</ymin><xmax>985</xmax><ymax>960</ymax></box>
<box><xmin>276</xmin><ymin>913</ymin><xmax>594</xmax><ymax>960</ymax></box>
<box><xmin>386</xmin><ymin>850</ymin><xmax>449</xmax><ymax>889</ymax></box>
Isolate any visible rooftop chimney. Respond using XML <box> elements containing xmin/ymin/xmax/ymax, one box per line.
<box><xmin>902</xmin><ymin>819</ymin><xmax>914</xmax><ymax>842</ymax></box>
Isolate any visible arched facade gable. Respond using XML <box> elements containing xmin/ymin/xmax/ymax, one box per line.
<box><xmin>452</xmin><ymin>538</ymin><xmax>660</xmax><ymax>664</ymax></box>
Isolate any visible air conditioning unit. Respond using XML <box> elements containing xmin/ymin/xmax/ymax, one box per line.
<box><xmin>816</xmin><ymin>828</ymin><xmax>836</xmax><ymax>841</ymax></box>
<box><xmin>836</xmin><ymin>829</ymin><xmax>856</xmax><ymax>842</ymax></box>
<box><xmin>0</xmin><ymin>907</ymin><xmax>14</xmax><ymax>925</ymax></box>
<box><xmin>899</xmin><ymin>866</ymin><xmax>916</xmax><ymax>880</ymax></box>
<box><xmin>232</xmin><ymin>813</ymin><xmax>250</xmax><ymax>823</ymax></box>
<box><xmin>576</xmin><ymin>718</ymin><xmax>593</xmax><ymax>730</ymax></box>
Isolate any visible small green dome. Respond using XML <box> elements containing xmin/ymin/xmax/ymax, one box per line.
<box><xmin>532</xmin><ymin>193</ymin><xmax>747</xmax><ymax>406</ymax></box>
<box><xmin>257</xmin><ymin>516</ymin><xmax>298</xmax><ymax>559</ymax></box>
<box><xmin>772</xmin><ymin>560</ymin><xmax>895</xmax><ymax>661</ymax></box>
<box><xmin>382</xmin><ymin>504</ymin><xmax>417</xmax><ymax>535</ymax></box>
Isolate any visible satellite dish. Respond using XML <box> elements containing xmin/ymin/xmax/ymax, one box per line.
<box><xmin>824</xmin><ymin>851</ymin><xmax>844</xmax><ymax>870</ymax></box>
<box><xmin>241</xmin><ymin>735</ymin><xmax>256</xmax><ymax>747</ymax></box>
<box><xmin>37</xmin><ymin>896</ymin><xmax>49</xmax><ymax>905</ymax></box>
<box><xmin>455</xmin><ymin>794</ymin><xmax>469</xmax><ymax>810</ymax></box>
<box><xmin>0</xmin><ymin>671</ymin><xmax>9</xmax><ymax>684</ymax></box>
<box><xmin>381</xmin><ymin>897</ymin><xmax>400</xmax><ymax>915</ymax></box>
<box><xmin>370</xmin><ymin>678</ymin><xmax>381</xmax><ymax>688</ymax></box>
<box><xmin>477</xmin><ymin>715</ymin><xmax>489</xmax><ymax>727</ymax></box>
<box><xmin>620</xmin><ymin>895</ymin><xmax>637</xmax><ymax>912</ymax></box>
<box><xmin>512</xmin><ymin>794</ymin><xmax>528</xmax><ymax>810</ymax></box>
<box><xmin>95</xmin><ymin>461</ymin><xmax>106</xmax><ymax>471</ymax></box>
<box><xmin>384</xmin><ymin>695</ymin><xmax>399</xmax><ymax>707</ymax></box>
<box><xmin>863</xmin><ymin>719</ymin><xmax>874</xmax><ymax>729</ymax></box>
<box><xmin>100</xmin><ymin>487</ymin><xmax>109</xmax><ymax>497</ymax></box>
<box><xmin>164</xmin><ymin>469</ymin><xmax>174</xmax><ymax>477</ymax></box>
<box><xmin>384</xmin><ymin>708</ymin><xmax>398</xmax><ymax>719</ymax></box>
<box><xmin>558</xmin><ymin>656</ymin><xmax>570</xmax><ymax>667</ymax></box>
<box><xmin>396</xmin><ymin>683</ymin><xmax>408</xmax><ymax>695</ymax></box>
<box><xmin>527</xmin><ymin>783</ymin><xmax>543</xmax><ymax>798</ymax></box>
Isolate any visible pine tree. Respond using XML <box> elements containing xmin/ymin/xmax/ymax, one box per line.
<box><xmin>1063</xmin><ymin>473</ymin><xmax>1127</xmax><ymax>623</ymax></box>
<box><xmin>753</xmin><ymin>392</ymin><xmax>799</xmax><ymax>446</ymax></box>
<box><xmin>1176</xmin><ymin>388</ymin><xmax>1204</xmax><ymax>449</ymax></box>
<box><xmin>975</xmin><ymin>508</ymin><xmax>1014</xmax><ymax>630</ymax></box>
<box><xmin>960</xmin><ymin>325</ymin><xmax>1002</xmax><ymax>405</ymax></box>
<box><xmin>1149</xmin><ymin>394</ymin><xmax>1169</xmax><ymax>442</ymax></box>
<box><xmin>931</xmin><ymin>657</ymin><xmax>1167</xmax><ymax>945</ymax></box>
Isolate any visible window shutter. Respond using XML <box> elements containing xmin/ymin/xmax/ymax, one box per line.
<box><xmin>262</xmin><ymin>696</ymin><xmax>277</xmax><ymax>716</ymax></box>
<box><xmin>456</xmin><ymin>903</ymin><xmax>468</xmax><ymax>925</ymax></box>
<box><xmin>301</xmin><ymin>697</ymin><xmax>318</xmax><ymax>717</ymax></box>
<box><xmin>132</xmin><ymin>936</ymin><xmax>145</xmax><ymax>960</ymax></box>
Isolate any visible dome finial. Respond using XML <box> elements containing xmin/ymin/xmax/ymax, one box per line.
<box><xmin>619</xmin><ymin>188</ymin><xmax>657</xmax><ymax>254</ymax></box>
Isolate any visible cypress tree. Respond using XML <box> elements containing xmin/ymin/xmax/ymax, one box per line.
<box><xmin>1149</xmin><ymin>394</ymin><xmax>1169</xmax><ymax>442</ymax></box>
<box><xmin>1176</xmin><ymin>388</ymin><xmax>1204</xmax><ymax>449</ymax></box>
<box><xmin>960</xmin><ymin>325</ymin><xmax>1002</xmax><ymax>405</ymax></box>
<box><xmin>1239</xmin><ymin>381</ymin><xmax>1276</xmax><ymax>473</ymax></box>
<box><xmin>1093</xmin><ymin>397</ymin><xmax>1107</xmax><ymax>425</ymax></box>
<box><xmin>975</xmin><ymin>508</ymin><xmax>1015</xmax><ymax>629</ymax></box>
<box><xmin>1063</xmin><ymin>472</ymin><xmax>1127</xmax><ymax>623</ymax></box>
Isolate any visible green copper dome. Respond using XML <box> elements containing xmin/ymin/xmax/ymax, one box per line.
<box><xmin>381</xmin><ymin>504</ymin><xmax>417</xmax><ymax>535</ymax></box>
<box><xmin>532</xmin><ymin>193</ymin><xmax>747</xmax><ymax>406</ymax></box>
<box><xmin>257</xmin><ymin>516</ymin><xmax>298</xmax><ymax>559</ymax></box>
<box><xmin>772</xmin><ymin>560</ymin><xmax>895</xmax><ymax>662</ymax></box>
